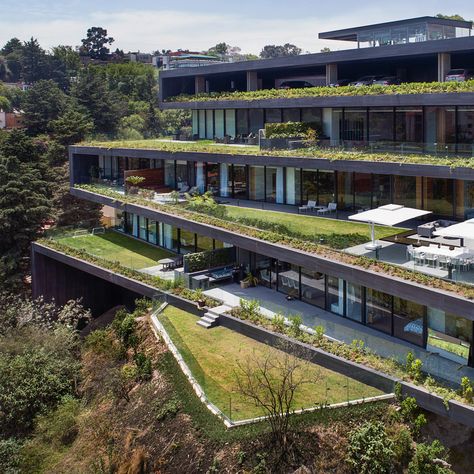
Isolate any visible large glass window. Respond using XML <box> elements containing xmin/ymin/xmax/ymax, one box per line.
<box><xmin>369</xmin><ymin>108</ymin><xmax>393</xmax><ymax>143</ymax></box>
<box><xmin>327</xmin><ymin>276</ymin><xmax>344</xmax><ymax>316</ymax></box>
<box><xmin>160</xmin><ymin>224</ymin><xmax>179</xmax><ymax>252</ymax></box>
<box><xmin>214</xmin><ymin>110</ymin><xmax>225</xmax><ymax>138</ymax></box>
<box><xmin>236</xmin><ymin>109</ymin><xmax>249</xmax><ymax>136</ymax></box>
<box><xmin>192</xmin><ymin>110</ymin><xmax>198</xmax><ymax>137</ymax></box>
<box><xmin>366</xmin><ymin>289</ymin><xmax>392</xmax><ymax>335</ymax></box>
<box><xmin>424</xmin><ymin>107</ymin><xmax>456</xmax><ymax>154</ymax></box>
<box><xmin>265</xmin><ymin>109</ymin><xmax>282</xmax><ymax>123</ymax></box>
<box><xmin>456</xmin><ymin>180</ymin><xmax>474</xmax><ymax>219</ymax></box>
<box><xmin>176</xmin><ymin>161</ymin><xmax>190</xmax><ymax>191</ymax></box>
<box><xmin>164</xmin><ymin>160</ymin><xmax>175</xmax><ymax>188</ymax></box>
<box><xmin>249</xmin><ymin>166</ymin><xmax>265</xmax><ymax>201</ymax></box>
<box><xmin>196</xmin><ymin>235</ymin><xmax>214</xmax><ymax>252</ymax></box>
<box><xmin>428</xmin><ymin>309</ymin><xmax>472</xmax><ymax>364</ymax></box>
<box><xmin>423</xmin><ymin>177</ymin><xmax>454</xmax><ymax>217</ymax></box>
<box><xmin>372</xmin><ymin>174</ymin><xmax>391</xmax><ymax>207</ymax></box>
<box><xmin>265</xmin><ymin>167</ymin><xmax>277</xmax><ymax>202</ymax></box>
<box><xmin>255</xmin><ymin>255</ymin><xmax>277</xmax><ymax>289</ymax></box>
<box><xmin>232</xmin><ymin>165</ymin><xmax>247</xmax><ymax>199</ymax></box>
<box><xmin>249</xmin><ymin>109</ymin><xmax>264</xmax><ymax>134</ymax></box>
<box><xmin>346</xmin><ymin>283</ymin><xmax>363</xmax><ymax>322</ymax></box>
<box><xmin>219</xmin><ymin>163</ymin><xmax>231</xmax><ymax>197</ymax></box>
<box><xmin>354</xmin><ymin>173</ymin><xmax>372</xmax><ymax>210</ymax></box>
<box><xmin>286</xmin><ymin>167</ymin><xmax>301</xmax><ymax>205</ymax></box>
<box><xmin>343</xmin><ymin>108</ymin><xmax>367</xmax><ymax>142</ymax></box>
<box><xmin>337</xmin><ymin>171</ymin><xmax>354</xmax><ymax>210</ymax></box>
<box><xmin>457</xmin><ymin>107</ymin><xmax>474</xmax><ymax>155</ymax></box>
<box><xmin>180</xmin><ymin>229</ymin><xmax>196</xmax><ymax>254</ymax></box>
<box><xmin>278</xmin><ymin>263</ymin><xmax>300</xmax><ymax>298</ymax></box>
<box><xmin>206</xmin><ymin>110</ymin><xmax>214</xmax><ymax>139</ymax></box>
<box><xmin>301</xmin><ymin>108</ymin><xmax>322</xmax><ymax>127</ymax></box>
<box><xmin>393</xmin><ymin>175</ymin><xmax>418</xmax><ymax>208</ymax></box>
<box><xmin>396</xmin><ymin>107</ymin><xmax>423</xmax><ymax>144</ymax></box>
<box><xmin>393</xmin><ymin>297</ymin><xmax>425</xmax><ymax>346</ymax></box>
<box><xmin>139</xmin><ymin>216</ymin><xmax>147</xmax><ymax>240</ymax></box>
<box><xmin>148</xmin><ymin>220</ymin><xmax>158</xmax><ymax>245</ymax></box>
<box><xmin>198</xmin><ymin>110</ymin><xmax>206</xmax><ymax>139</ymax></box>
<box><xmin>301</xmin><ymin>267</ymin><xmax>326</xmax><ymax>308</ymax></box>
<box><xmin>206</xmin><ymin>163</ymin><xmax>220</xmax><ymax>195</ymax></box>
<box><xmin>318</xmin><ymin>170</ymin><xmax>335</xmax><ymax>206</ymax></box>
<box><xmin>282</xmin><ymin>108</ymin><xmax>300</xmax><ymax>122</ymax></box>
<box><xmin>302</xmin><ymin>169</ymin><xmax>318</xmax><ymax>203</ymax></box>
<box><xmin>225</xmin><ymin>109</ymin><xmax>236</xmax><ymax>137</ymax></box>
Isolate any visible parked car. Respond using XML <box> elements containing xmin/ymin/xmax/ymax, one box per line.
<box><xmin>278</xmin><ymin>80</ymin><xmax>314</xmax><ymax>89</ymax></box>
<box><xmin>349</xmin><ymin>75</ymin><xmax>385</xmax><ymax>86</ymax></box>
<box><xmin>445</xmin><ymin>69</ymin><xmax>474</xmax><ymax>82</ymax></box>
<box><xmin>373</xmin><ymin>76</ymin><xmax>402</xmax><ymax>86</ymax></box>
<box><xmin>329</xmin><ymin>79</ymin><xmax>351</xmax><ymax>87</ymax></box>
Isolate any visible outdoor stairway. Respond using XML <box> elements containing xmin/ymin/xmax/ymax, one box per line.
<box><xmin>196</xmin><ymin>304</ymin><xmax>232</xmax><ymax>329</ymax></box>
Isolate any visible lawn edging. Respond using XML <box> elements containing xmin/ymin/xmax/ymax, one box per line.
<box><xmin>219</xmin><ymin>313</ymin><xmax>474</xmax><ymax>429</ymax></box>
<box><xmin>150</xmin><ymin>308</ymin><xmax>394</xmax><ymax>428</ymax></box>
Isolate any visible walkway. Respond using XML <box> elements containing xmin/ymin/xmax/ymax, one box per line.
<box><xmin>204</xmin><ymin>283</ymin><xmax>474</xmax><ymax>386</ymax></box>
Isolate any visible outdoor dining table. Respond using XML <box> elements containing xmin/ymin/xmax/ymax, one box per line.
<box><xmin>412</xmin><ymin>246</ymin><xmax>468</xmax><ymax>259</ymax></box>
<box><xmin>158</xmin><ymin>258</ymin><xmax>176</xmax><ymax>271</ymax></box>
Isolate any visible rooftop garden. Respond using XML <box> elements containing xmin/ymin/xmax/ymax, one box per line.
<box><xmin>158</xmin><ymin>305</ymin><xmax>383</xmax><ymax>420</ymax></box>
<box><xmin>56</xmin><ymin>231</ymin><xmax>173</xmax><ymax>270</ymax></box>
<box><xmin>73</xmin><ymin>184</ymin><xmax>474</xmax><ymax>300</ymax></box>
<box><xmin>166</xmin><ymin>80</ymin><xmax>474</xmax><ymax>103</ymax></box>
<box><xmin>77</xmin><ymin>139</ymin><xmax>474</xmax><ymax>169</ymax></box>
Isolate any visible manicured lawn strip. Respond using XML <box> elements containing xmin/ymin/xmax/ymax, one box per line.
<box><xmin>77</xmin><ymin>139</ymin><xmax>474</xmax><ymax>169</ymax></box>
<box><xmin>58</xmin><ymin>231</ymin><xmax>173</xmax><ymax>269</ymax></box>
<box><xmin>224</xmin><ymin>206</ymin><xmax>402</xmax><ymax>242</ymax></box>
<box><xmin>74</xmin><ymin>185</ymin><xmax>474</xmax><ymax>300</ymax></box>
<box><xmin>159</xmin><ymin>306</ymin><xmax>383</xmax><ymax>421</ymax></box>
<box><xmin>167</xmin><ymin>80</ymin><xmax>474</xmax><ymax>102</ymax></box>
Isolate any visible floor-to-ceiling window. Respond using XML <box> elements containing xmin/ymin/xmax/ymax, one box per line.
<box><xmin>393</xmin><ymin>297</ymin><xmax>425</xmax><ymax>346</ymax></box>
<box><xmin>236</xmin><ymin>109</ymin><xmax>249</xmax><ymax>136</ymax></box>
<box><xmin>265</xmin><ymin>167</ymin><xmax>278</xmax><ymax>202</ymax></box>
<box><xmin>393</xmin><ymin>175</ymin><xmax>418</xmax><ymax>208</ymax></box>
<box><xmin>164</xmin><ymin>160</ymin><xmax>175</xmax><ymax>189</ymax></box>
<box><xmin>147</xmin><ymin>219</ymin><xmax>158</xmax><ymax>245</ymax></box>
<box><xmin>206</xmin><ymin>110</ymin><xmax>214</xmax><ymax>139</ymax></box>
<box><xmin>265</xmin><ymin>109</ymin><xmax>282</xmax><ymax>123</ymax></box>
<box><xmin>214</xmin><ymin>110</ymin><xmax>225</xmax><ymax>138</ymax></box>
<box><xmin>423</xmin><ymin>177</ymin><xmax>454</xmax><ymax>217</ymax></box>
<box><xmin>424</xmin><ymin>106</ymin><xmax>456</xmax><ymax>154</ymax></box>
<box><xmin>219</xmin><ymin>163</ymin><xmax>232</xmax><ymax>197</ymax></box>
<box><xmin>343</xmin><ymin>108</ymin><xmax>367</xmax><ymax>142</ymax></box>
<box><xmin>286</xmin><ymin>167</ymin><xmax>301</xmax><ymax>205</ymax></box>
<box><xmin>396</xmin><ymin>107</ymin><xmax>423</xmax><ymax>146</ymax></box>
<box><xmin>318</xmin><ymin>170</ymin><xmax>335</xmax><ymax>205</ymax></box>
<box><xmin>139</xmin><ymin>215</ymin><xmax>148</xmax><ymax>240</ymax></box>
<box><xmin>301</xmin><ymin>267</ymin><xmax>325</xmax><ymax>308</ymax></box>
<box><xmin>369</xmin><ymin>107</ymin><xmax>394</xmax><ymax>143</ymax></box>
<box><xmin>346</xmin><ymin>282</ymin><xmax>363</xmax><ymax>322</ymax></box>
<box><xmin>372</xmin><ymin>174</ymin><xmax>392</xmax><ymax>207</ymax></box>
<box><xmin>282</xmin><ymin>108</ymin><xmax>300</xmax><ymax>122</ymax></box>
<box><xmin>366</xmin><ymin>289</ymin><xmax>392</xmax><ymax>335</ymax></box>
<box><xmin>225</xmin><ymin>109</ymin><xmax>236</xmax><ymax>137</ymax></box>
<box><xmin>354</xmin><ymin>173</ymin><xmax>372</xmax><ymax>210</ymax></box>
<box><xmin>456</xmin><ymin>180</ymin><xmax>474</xmax><ymax>219</ymax></box>
<box><xmin>249</xmin><ymin>109</ymin><xmax>264</xmax><ymax>134</ymax></box>
<box><xmin>302</xmin><ymin>169</ymin><xmax>318</xmax><ymax>203</ymax></box>
<box><xmin>180</xmin><ymin>229</ymin><xmax>196</xmax><ymax>254</ymax></box>
<box><xmin>232</xmin><ymin>165</ymin><xmax>248</xmax><ymax>199</ymax></box>
<box><xmin>327</xmin><ymin>276</ymin><xmax>344</xmax><ymax>316</ymax></box>
<box><xmin>278</xmin><ymin>262</ymin><xmax>300</xmax><ymax>298</ymax></box>
<box><xmin>457</xmin><ymin>107</ymin><xmax>474</xmax><ymax>155</ymax></box>
<box><xmin>337</xmin><ymin>171</ymin><xmax>354</xmax><ymax>210</ymax></box>
<box><xmin>206</xmin><ymin>163</ymin><xmax>220</xmax><ymax>195</ymax></box>
<box><xmin>249</xmin><ymin>166</ymin><xmax>265</xmax><ymax>201</ymax></box>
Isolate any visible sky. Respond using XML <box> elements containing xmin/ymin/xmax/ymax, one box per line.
<box><xmin>0</xmin><ymin>0</ymin><xmax>473</xmax><ymax>54</ymax></box>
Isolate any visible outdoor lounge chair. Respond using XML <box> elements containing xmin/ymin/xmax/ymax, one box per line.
<box><xmin>317</xmin><ymin>202</ymin><xmax>337</xmax><ymax>215</ymax></box>
<box><xmin>299</xmin><ymin>200</ymin><xmax>317</xmax><ymax>213</ymax></box>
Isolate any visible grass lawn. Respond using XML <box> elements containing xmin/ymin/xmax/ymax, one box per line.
<box><xmin>224</xmin><ymin>205</ymin><xmax>403</xmax><ymax>242</ymax></box>
<box><xmin>159</xmin><ymin>306</ymin><xmax>384</xmax><ymax>421</ymax></box>
<box><xmin>58</xmin><ymin>231</ymin><xmax>173</xmax><ymax>269</ymax></box>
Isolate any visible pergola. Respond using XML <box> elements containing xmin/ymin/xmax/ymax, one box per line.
<box><xmin>349</xmin><ymin>204</ymin><xmax>432</xmax><ymax>250</ymax></box>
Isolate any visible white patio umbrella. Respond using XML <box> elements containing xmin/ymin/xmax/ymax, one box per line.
<box><xmin>349</xmin><ymin>204</ymin><xmax>432</xmax><ymax>250</ymax></box>
<box><xmin>434</xmin><ymin>219</ymin><xmax>474</xmax><ymax>247</ymax></box>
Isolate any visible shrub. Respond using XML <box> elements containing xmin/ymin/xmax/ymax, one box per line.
<box><xmin>183</xmin><ymin>247</ymin><xmax>235</xmax><ymax>273</ymax></box>
<box><xmin>399</xmin><ymin>396</ymin><xmax>427</xmax><ymax>438</ymax></box>
<box><xmin>84</xmin><ymin>329</ymin><xmax>123</xmax><ymax>359</ymax></box>
<box><xmin>0</xmin><ymin>438</ymin><xmax>22</xmax><ymax>474</ymax></box>
<box><xmin>272</xmin><ymin>314</ymin><xmax>286</xmax><ymax>332</ymax></box>
<box><xmin>265</xmin><ymin>121</ymin><xmax>320</xmax><ymax>139</ymax></box>
<box><xmin>113</xmin><ymin>312</ymin><xmax>138</xmax><ymax>349</ymax></box>
<box><xmin>406</xmin><ymin>352</ymin><xmax>423</xmax><ymax>382</ymax></box>
<box><xmin>125</xmin><ymin>175</ymin><xmax>145</xmax><ymax>186</ymax></box>
<box><xmin>133</xmin><ymin>297</ymin><xmax>151</xmax><ymax>317</ymax></box>
<box><xmin>391</xmin><ymin>425</ymin><xmax>414</xmax><ymax>469</ymax></box>
<box><xmin>408</xmin><ymin>440</ymin><xmax>453</xmax><ymax>474</ymax></box>
<box><xmin>347</xmin><ymin>421</ymin><xmax>395</xmax><ymax>474</ymax></box>
<box><xmin>313</xmin><ymin>325</ymin><xmax>325</xmax><ymax>344</ymax></box>
<box><xmin>460</xmin><ymin>376</ymin><xmax>473</xmax><ymax>402</ymax></box>
<box><xmin>185</xmin><ymin>191</ymin><xmax>227</xmax><ymax>218</ymax></box>
<box><xmin>239</xmin><ymin>299</ymin><xmax>261</xmax><ymax>322</ymax></box>
<box><xmin>134</xmin><ymin>352</ymin><xmax>153</xmax><ymax>381</ymax></box>
<box><xmin>288</xmin><ymin>315</ymin><xmax>303</xmax><ymax>338</ymax></box>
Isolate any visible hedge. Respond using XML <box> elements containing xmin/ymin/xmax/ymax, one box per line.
<box><xmin>265</xmin><ymin>121</ymin><xmax>319</xmax><ymax>139</ymax></box>
<box><xmin>183</xmin><ymin>247</ymin><xmax>236</xmax><ymax>273</ymax></box>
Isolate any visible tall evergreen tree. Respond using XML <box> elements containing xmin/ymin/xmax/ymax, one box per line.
<box><xmin>0</xmin><ymin>131</ymin><xmax>51</xmax><ymax>288</ymax></box>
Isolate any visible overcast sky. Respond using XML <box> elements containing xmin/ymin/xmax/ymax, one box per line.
<box><xmin>1</xmin><ymin>0</ymin><xmax>473</xmax><ymax>54</ymax></box>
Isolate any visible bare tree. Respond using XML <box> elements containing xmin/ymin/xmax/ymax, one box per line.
<box><xmin>235</xmin><ymin>345</ymin><xmax>320</xmax><ymax>454</ymax></box>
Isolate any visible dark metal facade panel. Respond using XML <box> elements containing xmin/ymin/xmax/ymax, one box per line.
<box><xmin>69</xmin><ymin>147</ymin><xmax>474</xmax><ymax>181</ymax></box>
<box><xmin>160</xmin><ymin>92</ymin><xmax>474</xmax><ymax>110</ymax></box>
<box><xmin>70</xmin><ymin>187</ymin><xmax>474</xmax><ymax>317</ymax></box>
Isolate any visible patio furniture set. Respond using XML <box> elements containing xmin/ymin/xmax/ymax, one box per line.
<box><xmin>407</xmin><ymin>244</ymin><xmax>474</xmax><ymax>272</ymax></box>
<box><xmin>298</xmin><ymin>200</ymin><xmax>337</xmax><ymax>215</ymax></box>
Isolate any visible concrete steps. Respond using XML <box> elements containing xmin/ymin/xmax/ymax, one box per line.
<box><xmin>196</xmin><ymin>304</ymin><xmax>232</xmax><ymax>329</ymax></box>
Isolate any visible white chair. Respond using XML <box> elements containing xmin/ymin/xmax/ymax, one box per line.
<box><xmin>317</xmin><ymin>202</ymin><xmax>337</xmax><ymax>215</ymax></box>
<box><xmin>299</xmin><ymin>200</ymin><xmax>317</xmax><ymax>213</ymax></box>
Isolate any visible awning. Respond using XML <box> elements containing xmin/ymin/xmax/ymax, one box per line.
<box><xmin>434</xmin><ymin>219</ymin><xmax>474</xmax><ymax>240</ymax></box>
<box><xmin>349</xmin><ymin>204</ymin><xmax>432</xmax><ymax>250</ymax></box>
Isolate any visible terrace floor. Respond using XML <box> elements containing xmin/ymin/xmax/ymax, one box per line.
<box><xmin>204</xmin><ymin>283</ymin><xmax>474</xmax><ymax>385</ymax></box>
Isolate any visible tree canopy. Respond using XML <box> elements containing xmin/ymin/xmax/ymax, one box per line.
<box><xmin>260</xmin><ymin>43</ymin><xmax>302</xmax><ymax>59</ymax></box>
<box><xmin>80</xmin><ymin>27</ymin><xmax>115</xmax><ymax>60</ymax></box>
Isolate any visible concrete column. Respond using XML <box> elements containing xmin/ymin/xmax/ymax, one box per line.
<box><xmin>326</xmin><ymin>63</ymin><xmax>338</xmax><ymax>86</ymax></box>
<box><xmin>195</xmin><ymin>76</ymin><xmax>206</xmax><ymax>94</ymax></box>
<box><xmin>438</xmin><ymin>53</ymin><xmax>451</xmax><ymax>82</ymax></box>
<box><xmin>246</xmin><ymin>71</ymin><xmax>259</xmax><ymax>91</ymax></box>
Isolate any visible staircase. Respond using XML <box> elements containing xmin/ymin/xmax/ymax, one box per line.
<box><xmin>197</xmin><ymin>304</ymin><xmax>232</xmax><ymax>329</ymax></box>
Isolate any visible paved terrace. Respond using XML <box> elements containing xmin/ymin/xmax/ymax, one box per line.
<box><xmin>203</xmin><ymin>283</ymin><xmax>474</xmax><ymax>386</ymax></box>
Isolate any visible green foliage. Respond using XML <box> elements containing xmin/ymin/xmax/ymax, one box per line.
<box><xmin>184</xmin><ymin>191</ymin><xmax>227</xmax><ymax>218</ymax></box>
<box><xmin>272</xmin><ymin>314</ymin><xmax>286</xmax><ymax>332</ymax></box>
<box><xmin>49</xmin><ymin>106</ymin><xmax>94</xmax><ymax>146</ymax></box>
<box><xmin>260</xmin><ymin>43</ymin><xmax>302</xmax><ymax>58</ymax></box>
<box><xmin>134</xmin><ymin>352</ymin><xmax>153</xmax><ymax>381</ymax></box>
<box><xmin>460</xmin><ymin>376</ymin><xmax>473</xmax><ymax>402</ymax></box>
<box><xmin>346</xmin><ymin>421</ymin><xmax>395</xmax><ymax>474</ymax></box>
<box><xmin>406</xmin><ymin>352</ymin><xmax>423</xmax><ymax>382</ymax></box>
<box><xmin>154</xmin><ymin>396</ymin><xmax>182</xmax><ymax>421</ymax></box>
<box><xmin>399</xmin><ymin>396</ymin><xmax>427</xmax><ymax>438</ymax></box>
<box><xmin>183</xmin><ymin>247</ymin><xmax>235</xmax><ymax>273</ymax></box>
<box><xmin>0</xmin><ymin>95</ymin><xmax>12</xmax><ymax>112</ymax></box>
<box><xmin>265</xmin><ymin>121</ymin><xmax>319</xmax><ymax>139</ymax></box>
<box><xmin>169</xmin><ymin>79</ymin><xmax>474</xmax><ymax>103</ymax></box>
<box><xmin>133</xmin><ymin>297</ymin><xmax>151</xmax><ymax>316</ymax></box>
<box><xmin>289</xmin><ymin>315</ymin><xmax>303</xmax><ymax>338</ymax></box>
<box><xmin>313</xmin><ymin>325</ymin><xmax>325</xmax><ymax>344</ymax></box>
<box><xmin>84</xmin><ymin>329</ymin><xmax>124</xmax><ymax>359</ymax></box>
<box><xmin>0</xmin><ymin>438</ymin><xmax>22</xmax><ymax>474</ymax></box>
<box><xmin>125</xmin><ymin>175</ymin><xmax>146</xmax><ymax>186</ymax></box>
<box><xmin>22</xmin><ymin>79</ymin><xmax>67</xmax><ymax>135</ymax></box>
<box><xmin>0</xmin><ymin>326</ymin><xmax>80</xmax><ymax>437</ymax></box>
<box><xmin>391</xmin><ymin>424</ymin><xmax>414</xmax><ymax>469</ymax></box>
<box><xmin>115</xmin><ymin>312</ymin><xmax>138</xmax><ymax>349</ymax></box>
<box><xmin>0</xmin><ymin>131</ymin><xmax>51</xmax><ymax>288</ymax></box>
<box><xmin>238</xmin><ymin>298</ymin><xmax>261</xmax><ymax>322</ymax></box>
<box><xmin>408</xmin><ymin>440</ymin><xmax>454</xmax><ymax>474</ymax></box>
<box><xmin>80</xmin><ymin>26</ymin><xmax>114</xmax><ymax>60</ymax></box>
